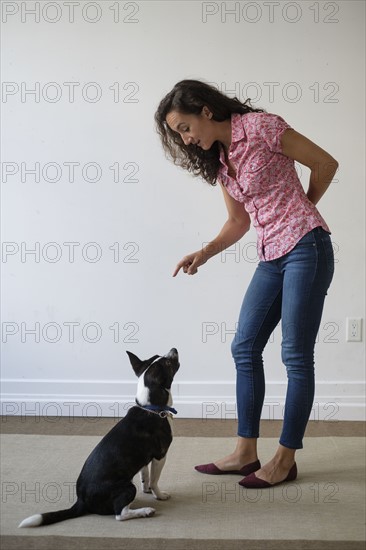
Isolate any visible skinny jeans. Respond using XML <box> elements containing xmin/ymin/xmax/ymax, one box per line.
<box><xmin>231</xmin><ymin>226</ymin><xmax>335</xmax><ymax>449</ymax></box>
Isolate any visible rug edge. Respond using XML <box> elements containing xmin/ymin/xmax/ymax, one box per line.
<box><xmin>1</xmin><ymin>536</ymin><xmax>365</xmax><ymax>550</ymax></box>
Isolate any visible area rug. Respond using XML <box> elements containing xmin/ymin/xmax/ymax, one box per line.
<box><xmin>0</xmin><ymin>434</ymin><xmax>365</xmax><ymax>550</ymax></box>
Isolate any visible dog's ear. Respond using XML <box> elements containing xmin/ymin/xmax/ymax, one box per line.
<box><xmin>126</xmin><ymin>351</ymin><xmax>144</xmax><ymax>377</ymax></box>
<box><xmin>126</xmin><ymin>351</ymin><xmax>160</xmax><ymax>377</ymax></box>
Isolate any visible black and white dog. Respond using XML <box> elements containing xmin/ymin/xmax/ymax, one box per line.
<box><xmin>19</xmin><ymin>348</ymin><xmax>180</xmax><ymax>527</ymax></box>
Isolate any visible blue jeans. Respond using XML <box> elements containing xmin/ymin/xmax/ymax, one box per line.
<box><xmin>231</xmin><ymin>227</ymin><xmax>335</xmax><ymax>449</ymax></box>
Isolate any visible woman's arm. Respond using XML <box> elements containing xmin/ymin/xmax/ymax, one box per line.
<box><xmin>280</xmin><ymin>129</ymin><xmax>339</xmax><ymax>205</ymax></box>
<box><xmin>202</xmin><ymin>182</ymin><xmax>251</xmax><ymax>257</ymax></box>
<box><xmin>173</xmin><ymin>183</ymin><xmax>250</xmax><ymax>276</ymax></box>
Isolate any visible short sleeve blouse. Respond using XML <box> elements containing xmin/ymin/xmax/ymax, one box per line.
<box><xmin>217</xmin><ymin>112</ymin><xmax>330</xmax><ymax>261</ymax></box>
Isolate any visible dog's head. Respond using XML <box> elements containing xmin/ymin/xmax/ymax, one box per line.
<box><xmin>126</xmin><ymin>348</ymin><xmax>180</xmax><ymax>408</ymax></box>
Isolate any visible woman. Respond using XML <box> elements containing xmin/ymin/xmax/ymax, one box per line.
<box><xmin>154</xmin><ymin>79</ymin><xmax>337</xmax><ymax>488</ymax></box>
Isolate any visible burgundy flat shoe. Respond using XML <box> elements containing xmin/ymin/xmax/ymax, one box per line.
<box><xmin>239</xmin><ymin>462</ymin><xmax>297</xmax><ymax>488</ymax></box>
<box><xmin>194</xmin><ymin>460</ymin><xmax>261</xmax><ymax>476</ymax></box>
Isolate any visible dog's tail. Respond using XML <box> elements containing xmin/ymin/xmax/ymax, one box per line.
<box><xmin>18</xmin><ymin>499</ymin><xmax>87</xmax><ymax>528</ymax></box>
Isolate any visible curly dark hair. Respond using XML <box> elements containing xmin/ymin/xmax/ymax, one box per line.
<box><xmin>154</xmin><ymin>79</ymin><xmax>266</xmax><ymax>186</ymax></box>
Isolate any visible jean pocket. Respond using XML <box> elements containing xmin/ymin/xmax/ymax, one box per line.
<box><xmin>295</xmin><ymin>230</ymin><xmax>316</xmax><ymax>247</ymax></box>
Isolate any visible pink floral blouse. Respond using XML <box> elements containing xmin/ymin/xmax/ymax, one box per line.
<box><xmin>217</xmin><ymin>112</ymin><xmax>330</xmax><ymax>261</ymax></box>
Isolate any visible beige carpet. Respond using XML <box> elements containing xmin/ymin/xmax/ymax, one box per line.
<box><xmin>0</xmin><ymin>434</ymin><xmax>365</xmax><ymax>550</ymax></box>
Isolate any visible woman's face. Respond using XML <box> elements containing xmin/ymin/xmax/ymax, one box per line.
<box><xmin>165</xmin><ymin>108</ymin><xmax>216</xmax><ymax>150</ymax></box>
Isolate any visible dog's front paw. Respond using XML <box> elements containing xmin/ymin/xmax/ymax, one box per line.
<box><xmin>152</xmin><ymin>490</ymin><xmax>171</xmax><ymax>500</ymax></box>
<box><xmin>143</xmin><ymin>486</ymin><xmax>152</xmax><ymax>494</ymax></box>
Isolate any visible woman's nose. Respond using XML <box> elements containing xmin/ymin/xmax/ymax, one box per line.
<box><xmin>183</xmin><ymin>134</ymin><xmax>193</xmax><ymax>145</ymax></box>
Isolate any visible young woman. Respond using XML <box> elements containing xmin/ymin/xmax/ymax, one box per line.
<box><xmin>155</xmin><ymin>80</ymin><xmax>337</xmax><ymax>488</ymax></box>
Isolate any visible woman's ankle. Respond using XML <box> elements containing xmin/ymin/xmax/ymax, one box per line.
<box><xmin>234</xmin><ymin>436</ymin><xmax>258</xmax><ymax>463</ymax></box>
<box><xmin>273</xmin><ymin>444</ymin><xmax>296</xmax><ymax>467</ymax></box>
<box><xmin>233</xmin><ymin>451</ymin><xmax>259</xmax><ymax>464</ymax></box>
<box><xmin>214</xmin><ymin>451</ymin><xmax>258</xmax><ymax>470</ymax></box>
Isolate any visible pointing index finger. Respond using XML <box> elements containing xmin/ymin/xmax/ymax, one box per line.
<box><xmin>172</xmin><ymin>262</ymin><xmax>183</xmax><ymax>277</ymax></box>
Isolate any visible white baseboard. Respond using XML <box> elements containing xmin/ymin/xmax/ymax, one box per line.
<box><xmin>1</xmin><ymin>379</ymin><xmax>365</xmax><ymax>421</ymax></box>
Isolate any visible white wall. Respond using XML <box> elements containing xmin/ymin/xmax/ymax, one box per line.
<box><xmin>1</xmin><ymin>0</ymin><xmax>365</xmax><ymax>421</ymax></box>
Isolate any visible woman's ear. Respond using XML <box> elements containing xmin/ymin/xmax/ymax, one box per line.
<box><xmin>201</xmin><ymin>106</ymin><xmax>213</xmax><ymax>119</ymax></box>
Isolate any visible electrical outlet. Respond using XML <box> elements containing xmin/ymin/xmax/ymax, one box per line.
<box><xmin>346</xmin><ymin>318</ymin><xmax>363</xmax><ymax>342</ymax></box>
